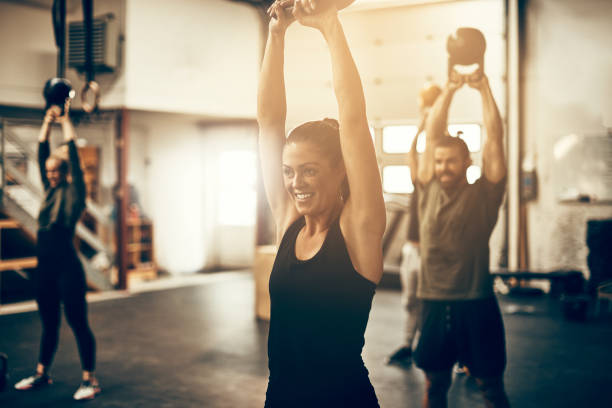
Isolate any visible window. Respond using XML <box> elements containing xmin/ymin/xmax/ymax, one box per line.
<box><xmin>396</xmin><ymin>124</ymin><xmax>480</xmax><ymax>154</ymax></box>
<box><xmin>447</xmin><ymin>124</ymin><xmax>481</xmax><ymax>152</ymax></box>
<box><xmin>382</xmin><ymin>125</ymin><xmax>419</xmax><ymax>153</ymax></box>
<box><xmin>383</xmin><ymin>165</ymin><xmax>414</xmax><ymax>194</ymax></box>
<box><xmin>217</xmin><ymin>150</ymin><xmax>257</xmax><ymax>226</ymax></box>
<box><xmin>416</xmin><ymin>131</ymin><xmax>426</xmax><ymax>153</ymax></box>
<box><xmin>466</xmin><ymin>165</ymin><xmax>482</xmax><ymax>184</ymax></box>
<box><xmin>375</xmin><ymin>122</ymin><xmax>483</xmax><ymax>196</ymax></box>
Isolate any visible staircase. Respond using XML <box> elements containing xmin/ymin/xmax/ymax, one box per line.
<box><xmin>0</xmin><ymin>121</ymin><xmax>114</xmax><ymax>303</ymax></box>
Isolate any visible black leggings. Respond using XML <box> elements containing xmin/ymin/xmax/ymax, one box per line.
<box><xmin>35</xmin><ymin>230</ymin><xmax>96</xmax><ymax>372</ymax></box>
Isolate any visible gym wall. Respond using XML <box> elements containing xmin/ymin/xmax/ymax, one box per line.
<box><xmin>521</xmin><ymin>0</ymin><xmax>612</xmax><ymax>275</ymax></box>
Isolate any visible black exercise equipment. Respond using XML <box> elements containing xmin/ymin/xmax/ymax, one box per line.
<box><xmin>44</xmin><ymin>0</ymin><xmax>99</xmax><ymax>114</ymax></box>
<box><xmin>43</xmin><ymin>77</ymin><xmax>76</xmax><ymax>114</ymax></box>
<box><xmin>44</xmin><ymin>0</ymin><xmax>74</xmax><ymax>114</ymax></box>
<box><xmin>586</xmin><ymin>219</ymin><xmax>612</xmax><ymax>295</ymax></box>
<box><xmin>447</xmin><ymin>27</ymin><xmax>486</xmax><ymax>82</ymax></box>
<box><xmin>0</xmin><ymin>353</ymin><xmax>7</xmax><ymax>392</ymax></box>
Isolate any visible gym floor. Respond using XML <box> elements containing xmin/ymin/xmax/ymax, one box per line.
<box><xmin>1</xmin><ymin>271</ymin><xmax>611</xmax><ymax>408</ymax></box>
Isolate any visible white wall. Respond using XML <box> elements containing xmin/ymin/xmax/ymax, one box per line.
<box><xmin>522</xmin><ymin>0</ymin><xmax>612</xmax><ymax>274</ymax></box>
<box><xmin>129</xmin><ymin>113</ymin><xmax>206</xmax><ymax>274</ymax></box>
<box><xmin>0</xmin><ymin>0</ymin><xmax>126</xmax><ymax>109</ymax></box>
<box><xmin>1</xmin><ymin>0</ymin><xmax>261</xmax><ymax>119</ymax></box>
<box><xmin>0</xmin><ymin>2</ymin><xmax>57</xmax><ymax>106</ymax></box>
<box><xmin>124</xmin><ymin>0</ymin><xmax>261</xmax><ymax>117</ymax></box>
<box><xmin>129</xmin><ymin>112</ymin><xmax>258</xmax><ymax>274</ymax></box>
<box><xmin>199</xmin><ymin>123</ymin><xmax>259</xmax><ymax>267</ymax></box>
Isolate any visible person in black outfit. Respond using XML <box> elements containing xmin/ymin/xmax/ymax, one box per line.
<box><xmin>257</xmin><ymin>1</ymin><xmax>386</xmax><ymax>406</ymax></box>
<box><xmin>388</xmin><ymin>83</ymin><xmax>441</xmax><ymax>367</ymax></box>
<box><xmin>14</xmin><ymin>104</ymin><xmax>100</xmax><ymax>401</ymax></box>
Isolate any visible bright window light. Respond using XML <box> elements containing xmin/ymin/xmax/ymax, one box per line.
<box><xmin>369</xmin><ymin>125</ymin><xmax>375</xmax><ymax>141</ymax></box>
<box><xmin>383</xmin><ymin>165</ymin><xmax>414</xmax><ymax>194</ymax></box>
<box><xmin>416</xmin><ymin>131</ymin><xmax>426</xmax><ymax>153</ymax></box>
<box><xmin>448</xmin><ymin>124</ymin><xmax>481</xmax><ymax>152</ymax></box>
<box><xmin>382</xmin><ymin>125</ymin><xmax>419</xmax><ymax>153</ymax></box>
<box><xmin>217</xmin><ymin>150</ymin><xmax>257</xmax><ymax>226</ymax></box>
<box><xmin>467</xmin><ymin>165</ymin><xmax>482</xmax><ymax>184</ymax></box>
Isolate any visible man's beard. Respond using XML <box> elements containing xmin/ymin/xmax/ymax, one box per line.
<box><xmin>437</xmin><ymin>171</ymin><xmax>461</xmax><ymax>189</ymax></box>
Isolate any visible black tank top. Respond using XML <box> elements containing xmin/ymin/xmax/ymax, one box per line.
<box><xmin>265</xmin><ymin>216</ymin><xmax>379</xmax><ymax>408</ymax></box>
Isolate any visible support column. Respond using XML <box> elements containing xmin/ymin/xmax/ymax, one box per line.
<box><xmin>507</xmin><ymin>0</ymin><xmax>521</xmax><ymax>271</ymax></box>
<box><xmin>115</xmin><ymin>109</ymin><xmax>129</xmax><ymax>290</ymax></box>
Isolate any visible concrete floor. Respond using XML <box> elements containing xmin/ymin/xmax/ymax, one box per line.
<box><xmin>0</xmin><ymin>271</ymin><xmax>611</xmax><ymax>407</ymax></box>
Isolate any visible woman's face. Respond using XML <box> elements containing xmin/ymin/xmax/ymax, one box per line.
<box><xmin>45</xmin><ymin>158</ymin><xmax>65</xmax><ymax>188</ymax></box>
<box><xmin>282</xmin><ymin>142</ymin><xmax>345</xmax><ymax>216</ymax></box>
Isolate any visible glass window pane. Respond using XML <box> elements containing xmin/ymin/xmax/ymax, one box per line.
<box><xmin>466</xmin><ymin>165</ymin><xmax>482</xmax><ymax>184</ymax></box>
<box><xmin>383</xmin><ymin>165</ymin><xmax>414</xmax><ymax>193</ymax></box>
<box><xmin>448</xmin><ymin>124</ymin><xmax>481</xmax><ymax>152</ymax></box>
<box><xmin>416</xmin><ymin>131</ymin><xmax>426</xmax><ymax>153</ymax></box>
<box><xmin>382</xmin><ymin>125</ymin><xmax>418</xmax><ymax>153</ymax></box>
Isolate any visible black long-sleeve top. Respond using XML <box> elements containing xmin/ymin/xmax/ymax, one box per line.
<box><xmin>38</xmin><ymin>140</ymin><xmax>86</xmax><ymax>232</ymax></box>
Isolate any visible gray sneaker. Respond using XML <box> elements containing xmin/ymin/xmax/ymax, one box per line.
<box><xmin>73</xmin><ymin>380</ymin><xmax>101</xmax><ymax>401</ymax></box>
<box><xmin>14</xmin><ymin>373</ymin><xmax>52</xmax><ymax>390</ymax></box>
<box><xmin>454</xmin><ymin>364</ymin><xmax>468</xmax><ymax>375</ymax></box>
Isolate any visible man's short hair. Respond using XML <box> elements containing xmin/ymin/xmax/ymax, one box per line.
<box><xmin>434</xmin><ymin>135</ymin><xmax>470</xmax><ymax>159</ymax></box>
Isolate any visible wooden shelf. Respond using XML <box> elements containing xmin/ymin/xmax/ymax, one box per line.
<box><xmin>127</xmin><ymin>243</ymin><xmax>152</xmax><ymax>252</ymax></box>
<box><xmin>126</xmin><ymin>219</ymin><xmax>156</xmax><ymax>286</ymax></box>
<box><xmin>0</xmin><ymin>257</ymin><xmax>37</xmax><ymax>272</ymax></box>
<box><xmin>0</xmin><ymin>220</ymin><xmax>20</xmax><ymax>229</ymax></box>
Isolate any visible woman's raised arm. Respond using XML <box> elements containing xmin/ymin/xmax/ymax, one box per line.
<box><xmin>257</xmin><ymin>4</ymin><xmax>298</xmax><ymax>243</ymax></box>
<box><xmin>293</xmin><ymin>0</ymin><xmax>386</xmax><ymax>282</ymax></box>
<box><xmin>294</xmin><ymin>0</ymin><xmax>385</xmax><ymax>232</ymax></box>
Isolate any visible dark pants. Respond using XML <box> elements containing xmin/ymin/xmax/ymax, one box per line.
<box><xmin>415</xmin><ymin>297</ymin><xmax>510</xmax><ymax>408</ymax></box>
<box><xmin>35</xmin><ymin>229</ymin><xmax>96</xmax><ymax>372</ymax></box>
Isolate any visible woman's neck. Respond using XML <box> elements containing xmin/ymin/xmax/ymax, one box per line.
<box><xmin>302</xmin><ymin>201</ymin><xmax>342</xmax><ymax>235</ymax></box>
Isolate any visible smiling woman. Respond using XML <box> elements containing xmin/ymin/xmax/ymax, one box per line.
<box><xmin>256</xmin><ymin>0</ymin><xmax>385</xmax><ymax>406</ymax></box>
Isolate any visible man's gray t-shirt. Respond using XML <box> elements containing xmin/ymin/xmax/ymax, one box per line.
<box><xmin>416</xmin><ymin>176</ymin><xmax>506</xmax><ymax>300</ymax></box>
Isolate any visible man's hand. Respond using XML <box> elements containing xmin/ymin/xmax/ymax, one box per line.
<box><xmin>467</xmin><ymin>73</ymin><xmax>489</xmax><ymax>93</ymax></box>
<box><xmin>268</xmin><ymin>0</ymin><xmax>295</xmax><ymax>35</ymax></box>
<box><xmin>447</xmin><ymin>72</ymin><xmax>465</xmax><ymax>93</ymax></box>
<box><xmin>293</xmin><ymin>0</ymin><xmax>338</xmax><ymax>32</ymax></box>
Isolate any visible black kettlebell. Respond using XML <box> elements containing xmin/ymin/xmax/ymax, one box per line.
<box><xmin>447</xmin><ymin>27</ymin><xmax>486</xmax><ymax>81</ymax></box>
<box><xmin>43</xmin><ymin>78</ymin><xmax>76</xmax><ymax>114</ymax></box>
<box><xmin>0</xmin><ymin>353</ymin><xmax>7</xmax><ymax>392</ymax></box>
